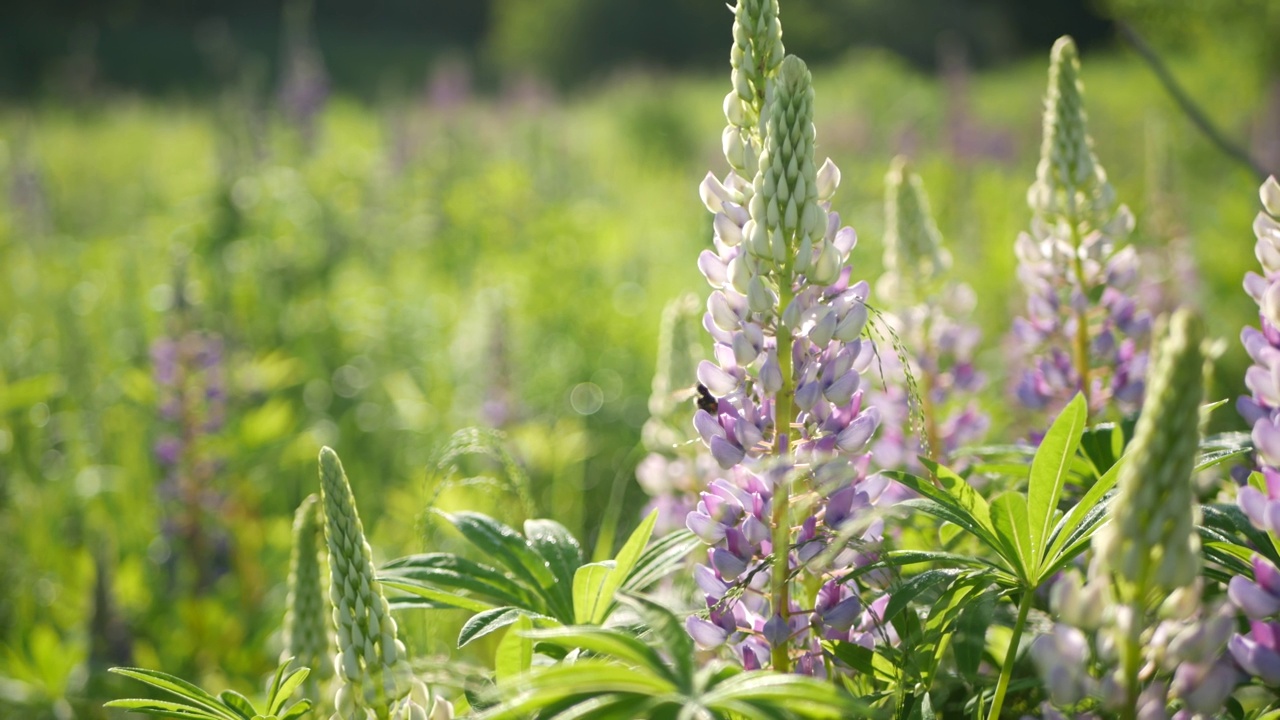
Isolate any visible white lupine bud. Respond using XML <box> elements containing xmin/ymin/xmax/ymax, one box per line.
<box><xmin>816</xmin><ymin>158</ymin><xmax>840</xmax><ymax>201</ymax></box>
<box><xmin>715</xmin><ymin>212</ymin><xmax>744</xmax><ymax>247</ymax></box>
<box><xmin>321</xmin><ymin>448</ymin><xmax>428</xmax><ymax>719</ymax></box>
<box><xmin>795</xmin><ymin>237</ymin><xmax>813</xmax><ymax>274</ymax></box>
<box><xmin>760</xmin><ymin>350</ymin><xmax>783</xmax><ymax>393</ymax></box>
<box><xmin>728</xmin><ymin>255</ymin><xmax>752</xmax><ymax>294</ymax></box>
<box><xmin>747</xmin><ymin>275</ymin><xmax>774</xmax><ymax>314</ymax></box>
<box><xmin>811</xmin><ymin>243</ymin><xmax>839</xmax><ymax>286</ymax></box>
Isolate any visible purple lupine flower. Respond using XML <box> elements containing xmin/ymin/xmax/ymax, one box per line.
<box><xmin>277</xmin><ymin>0</ymin><xmax>330</xmax><ymax>150</ymax></box>
<box><xmin>1229</xmin><ymin>555</ymin><xmax>1280</xmax><ymax>619</ymax></box>
<box><xmin>1229</xmin><ymin>620</ymin><xmax>1280</xmax><ymax>685</ymax></box>
<box><xmin>1239</xmin><ymin>178</ymin><xmax>1280</xmax><ymax>475</ymax></box>
<box><xmin>1007</xmin><ymin>37</ymin><xmax>1150</xmax><ymax>422</ymax></box>
<box><xmin>870</xmin><ymin>158</ymin><xmax>988</xmax><ymax>472</ymax></box>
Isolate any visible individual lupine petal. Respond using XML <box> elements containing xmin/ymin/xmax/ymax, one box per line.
<box><xmin>699</xmin><ymin>250</ymin><xmax>729</xmax><ymax>287</ymax></box>
<box><xmin>823</xmin><ymin>371</ymin><xmax>859</xmax><ymax>407</ymax></box>
<box><xmin>794</xmin><ymin>381</ymin><xmax>822</xmax><ymax>412</ymax></box>
<box><xmin>1230</xmin><ymin>626</ymin><xmax>1280</xmax><ymax>684</ymax></box>
<box><xmin>710</xmin><ymin>436</ymin><xmax>746</xmax><ymax>469</ymax></box>
<box><xmin>710</xmin><ymin>547</ymin><xmax>749</xmax><ymax>581</ymax></box>
<box><xmin>1171</xmin><ymin>659</ymin><xmax>1240</xmax><ymax>716</ymax></box>
<box><xmin>687</xmin><ymin>512</ymin><xmax>728</xmax><ymax>545</ymax></box>
<box><xmin>698</xmin><ymin>360</ymin><xmax>739</xmax><ymax>397</ymax></box>
<box><xmin>834</xmin><ymin>302</ymin><xmax>868</xmax><ymax>342</ymax></box>
<box><xmin>747</xmin><ymin>275</ymin><xmax>774</xmax><ymax>314</ymax></box>
<box><xmin>1254</xmin><ymin>415</ymin><xmax>1280</xmax><ymax>467</ymax></box>
<box><xmin>760</xmin><ymin>350</ymin><xmax>782</xmax><ymax>393</ymax></box>
<box><xmin>694</xmin><ymin>564</ymin><xmax>729</xmax><ymax>598</ymax></box>
<box><xmin>687</xmin><ymin>615</ymin><xmax>730</xmax><ymax>649</ymax></box>
<box><xmin>1262</xmin><ymin>176</ymin><xmax>1280</xmax><ymax>216</ymax></box>
<box><xmin>1230</xmin><ymin>571</ymin><xmax>1280</xmax><ymax>620</ymax></box>
<box><xmin>762</xmin><ymin>613</ymin><xmax>790</xmax><ymax>648</ymax></box>
<box><xmin>836</xmin><ymin>407</ymin><xmax>879</xmax><ymax>452</ymax></box>
<box><xmin>701</xmin><ymin>172</ymin><xmax>736</xmax><ymax>214</ymax></box>
<box><xmin>815</xmin><ymin>158</ymin><xmax>840</xmax><ymax>202</ymax></box>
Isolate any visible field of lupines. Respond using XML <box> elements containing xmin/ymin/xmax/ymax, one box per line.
<box><xmin>2</xmin><ymin>2</ymin><xmax>1280</xmax><ymax>719</ymax></box>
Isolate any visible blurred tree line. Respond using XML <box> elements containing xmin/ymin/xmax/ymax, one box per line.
<box><xmin>1</xmin><ymin>0</ymin><xmax>1115</xmax><ymax>98</ymax></box>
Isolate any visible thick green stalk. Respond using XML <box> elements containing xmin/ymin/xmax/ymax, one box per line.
<box><xmin>770</xmin><ymin>283</ymin><xmax>795</xmax><ymax>673</ymax></box>
<box><xmin>986</xmin><ymin>589</ymin><xmax>1034</xmax><ymax>720</ymax></box>
<box><xmin>1068</xmin><ymin>222</ymin><xmax>1093</xmax><ymax>415</ymax></box>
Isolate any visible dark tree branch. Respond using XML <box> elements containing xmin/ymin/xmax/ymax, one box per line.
<box><xmin>1117</xmin><ymin>20</ymin><xmax>1271</xmax><ymax>179</ymax></box>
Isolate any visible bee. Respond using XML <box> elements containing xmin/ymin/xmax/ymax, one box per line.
<box><xmin>695</xmin><ymin>383</ymin><xmax>720</xmax><ymax>414</ymax></box>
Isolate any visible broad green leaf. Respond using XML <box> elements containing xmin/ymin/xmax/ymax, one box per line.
<box><xmin>701</xmin><ymin>671</ymin><xmax>871</xmax><ymax>717</ymax></box>
<box><xmin>107</xmin><ymin>668</ymin><xmax>240</xmax><ymax>720</ymax></box>
<box><xmin>217</xmin><ymin>690</ymin><xmax>256</xmax><ymax>719</ymax></box>
<box><xmin>459</xmin><ymin>607</ymin><xmax>539</xmax><ymax>648</ymax></box>
<box><xmin>102</xmin><ymin>699</ymin><xmax>223</xmax><ymax>718</ymax></box>
<box><xmin>990</xmin><ymin>492</ymin><xmax>1032</xmax><ymax>581</ymax></box>
<box><xmin>268</xmin><ymin>667</ymin><xmax>308</xmax><ymax>716</ymax></box>
<box><xmin>621</xmin><ymin>529</ymin><xmax>701</xmax><ymax>592</ymax></box>
<box><xmin>524</xmin><ymin>626</ymin><xmax>671</xmax><ymax>681</ymax></box>
<box><xmin>885</xmin><ymin>472</ymin><xmax>1002</xmax><ymax>551</ymax></box>
<box><xmin>920</xmin><ymin>459</ymin><xmax>997</xmax><ymax>540</ymax></box>
<box><xmin>442</xmin><ymin>512</ymin><xmax>556</xmax><ymax>598</ymax></box>
<box><xmin>592</xmin><ymin>509</ymin><xmax>658</xmax><ymax>623</ymax></box>
<box><xmin>524</xmin><ymin>519</ymin><xmax>583</xmax><ymax>586</ymax></box>
<box><xmin>572</xmin><ymin>561</ymin><xmax>615</xmax><ymax>625</ymax></box>
<box><xmin>1027</xmin><ymin>393</ymin><xmax>1086</xmax><ymax>569</ymax></box>
<box><xmin>618</xmin><ymin>594</ymin><xmax>693</xmax><ymax>684</ymax></box>
<box><xmin>381</xmin><ymin>553</ymin><xmax>537</xmax><ymax>609</ymax></box>
<box><xmin>881</xmin><ymin>569</ymin><xmax>965</xmax><ymax>625</ymax></box>
<box><xmin>495</xmin><ymin>615</ymin><xmax>534</xmax><ymax>681</ymax></box>
<box><xmin>954</xmin><ymin>588</ymin><xmax>998</xmax><ymax>681</ymax></box>
<box><xmin>1044</xmin><ymin>454</ymin><xmax>1123</xmax><ymax>566</ymax></box>
<box><xmin>380</xmin><ymin>578</ymin><xmax>497</xmax><ymax>613</ymax></box>
<box><xmin>277</xmin><ymin>701</ymin><xmax>312</xmax><ymax>720</ymax></box>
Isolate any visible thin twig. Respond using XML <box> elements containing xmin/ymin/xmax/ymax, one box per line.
<box><xmin>1117</xmin><ymin>20</ymin><xmax>1270</xmax><ymax>179</ymax></box>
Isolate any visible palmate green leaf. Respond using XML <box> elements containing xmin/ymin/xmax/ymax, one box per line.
<box><xmin>380</xmin><ymin>577</ymin><xmax>498</xmax><ymax>613</ymax></box>
<box><xmin>265</xmin><ymin>663</ymin><xmax>309</xmax><ymax>717</ymax></box>
<box><xmin>440</xmin><ymin>512</ymin><xmax>563</xmax><ymax>615</ymax></box>
<box><xmin>1202</xmin><ymin>503</ymin><xmax>1280</xmax><ymax>566</ymax></box>
<box><xmin>102</xmin><ymin>698</ymin><xmax>227</xmax><ymax>718</ymax></box>
<box><xmin>460</xmin><ymin>607</ymin><xmax>529</xmax><ymax>648</ymax></box>
<box><xmin>277</xmin><ymin>702</ymin><xmax>312</xmax><ymax>720</ymax></box>
<box><xmin>989</xmin><ymin>492</ymin><xmax>1032</xmax><ymax>582</ymax></box>
<box><xmin>380</xmin><ymin>553</ymin><xmax>538</xmax><ymax>610</ymax></box>
<box><xmin>1042</xmin><ymin>454</ymin><xmax>1123</xmax><ymax>568</ymax></box>
<box><xmin>839</xmin><ymin>549</ymin><xmax>1003</xmax><ymax>586</ymax></box>
<box><xmin>885</xmin><ymin>471</ymin><xmax>1002</xmax><ymax>552</ymax></box>
<box><xmin>495</xmin><ymin>615</ymin><xmax>535</xmax><ymax>682</ymax></box>
<box><xmin>573</xmin><ymin>562</ymin><xmax>616</xmax><ymax>625</ymax></box>
<box><xmin>617</xmin><ymin>594</ymin><xmax>693</xmax><ymax>684</ymax></box>
<box><xmin>621</xmin><ymin>529</ymin><xmax>701</xmax><ymax>593</ymax></box>
<box><xmin>525</xmin><ymin>518</ymin><xmax>583</xmax><ymax>613</ymax></box>
<box><xmin>522</xmin><ymin>626</ymin><xmax>673</xmax><ymax>682</ymax></box>
<box><xmin>106</xmin><ymin>668</ymin><xmax>241</xmax><ymax>720</ymax></box>
<box><xmin>1202</xmin><ymin>539</ymin><xmax>1254</xmax><ymax>577</ymax></box>
<box><xmin>880</xmin><ymin>569</ymin><xmax>967</xmax><ymax>626</ymax></box>
<box><xmin>1026</xmin><ymin>393</ymin><xmax>1087</xmax><ymax>569</ymax></box>
<box><xmin>701</xmin><ymin>671</ymin><xmax>872</xmax><ymax>718</ymax></box>
<box><xmin>954</xmin><ymin>587</ymin><xmax>998</xmax><ymax>681</ymax></box>
<box><xmin>595</xmin><ymin>509</ymin><xmax>658</xmax><ymax>623</ymax></box>
<box><xmin>476</xmin><ymin>661</ymin><xmax>679</xmax><ymax>720</ymax></box>
<box><xmin>217</xmin><ymin>690</ymin><xmax>256</xmax><ymax>719</ymax></box>
<box><xmin>919</xmin><ymin>460</ymin><xmax>998</xmax><ymax>537</ymax></box>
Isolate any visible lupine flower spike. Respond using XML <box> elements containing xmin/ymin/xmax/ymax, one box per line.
<box><xmin>691</xmin><ymin>5</ymin><xmax>888</xmax><ymax>670</ymax></box>
<box><xmin>1010</xmin><ymin>36</ymin><xmax>1150</xmax><ymax>421</ymax></box>
<box><xmin>282</xmin><ymin>493</ymin><xmax>333</xmax><ymax>705</ymax></box>
<box><xmin>872</xmin><ymin>157</ymin><xmax>987</xmax><ymax>471</ymax></box>
<box><xmin>319</xmin><ymin>448</ymin><xmax>451</xmax><ymax>720</ymax></box>
<box><xmin>1229</xmin><ymin>176</ymin><xmax>1280</xmax><ymax>688</ymax></box>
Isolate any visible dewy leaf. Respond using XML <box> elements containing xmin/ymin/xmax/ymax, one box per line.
<box><xmin>572</xmin><ymin>561</ymin><xmax>616</xmax><ymax>625</ymax></box>
<box><xmin>592</xmin><ymin>509</ymin><xmax>658</xmax><ymax>624</ymax></box>
<box><xmin>1027</xmin><ymin>392</ymin><xmax>1086</xmax><ymax>569</ymax></box>
<box><xmin>442</xmin><ymin>512</ymin><xmax>557</xmax><ymax>596</ymax></box>
<box><xmin>494</xmin><ymin>614</ymin><xmax>534</xmax><ymax>681</ymax></box>
<box><xmin>459</xmin><ymin>607</ymin><xmax>526</xmax><ymax>648</ymax></box>
<box><xmin>990</xmin><ymin>492</ymin><xmax>1032</xmax><ymax>581</ymax></box>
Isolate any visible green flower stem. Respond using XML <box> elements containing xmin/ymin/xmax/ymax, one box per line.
<box><xmin>771</xmin><ymin>281</ymin><xmax>796</xmax><ymax>673</ymax></box>
<box><xmin>1069</xmin><ymin>222</ymin><xmax>1093</xmax><ymax>416</ymax></box>
<box><xmin>986</xmin><ymin>589</ymin><xmax>1033</xmax><ymax>720</ymax></box>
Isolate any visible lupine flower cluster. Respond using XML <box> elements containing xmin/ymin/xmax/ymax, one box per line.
<box><xmin>1009</xmin><ymin>37</ymin><xmax>1150</xmax><ymax>421</ymax></box>
<box><xmin>278</xmin><ymin>0</ymin><xmax>330</xmax><ymax>149</ymax></box>
<box><xmin>685</xmin><ymin>0</ymin><xmax>890</xmax><ymax>674</ymax></box>
<box><xmin>319</xmin><ymin>448</ymin><xmax>450</xmax><ymax>720</ymax></box>
<box><xmin>1031</xmin><ymin>310</ymin><xmax>1239</xmax><ymax>719</ymax></box>
<box><xmin>636</xmin><ymin>293</ymin><xmax>714</xmax><ymax>535</ymax></box>
<box><xmin>151</xmin><ymin>292</ymin><xmax>231</xmax><ymax>593</ymax></box>
<box><xmin>870</xmin><ymin>157</ymin><xmax>987</xmax><ymax>472</ymax></box>
<box><xmin>1229</xmin><ymin>175</ymin><xmax>1280</xmax><ymax>689</ymax></box>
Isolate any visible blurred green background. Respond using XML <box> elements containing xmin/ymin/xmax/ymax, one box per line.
<box><xmin>1</xmin><ymin>0</ymin><xmax>1277</xmax><ymax>717</ymax></box>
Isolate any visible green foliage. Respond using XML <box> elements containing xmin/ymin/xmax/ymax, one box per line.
<box><xmin>477</xmin><ymin>595</ymin><xmax>873</xmax><ymax>719</ymax></box>
<box><xmin>105</xmin><ymin>660</ymin><xmax>312</xmax><ymax>720</ymax></box>
<box><xmin>379</xmin><ymin>509</ymin><xmax>700</xmax><ymax>648</ymax></box>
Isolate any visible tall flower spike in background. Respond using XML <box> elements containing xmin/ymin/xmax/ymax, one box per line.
<box><xmin>690</xmin><ymin>46</ymin><xmax>887</xmax><ymax>674</ymax></box>
<box><xmin>872</xmin><ymin>157</ymin><xmax>987</xmax><ymax>471</ymax></box>
<box><xmin>1009</xmin><ymin>36</ymin><xmax>1150</xmax><ymax>421</ymax></box>
<box><xmin>319</xmin><ymin>448</ymin><xmax>448</xmax><ymax>720</ymax></box>
<box><xmin>282</xmin><ymin>493</ymin><xmax>333</xmax><ymax>705</ymax></box>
